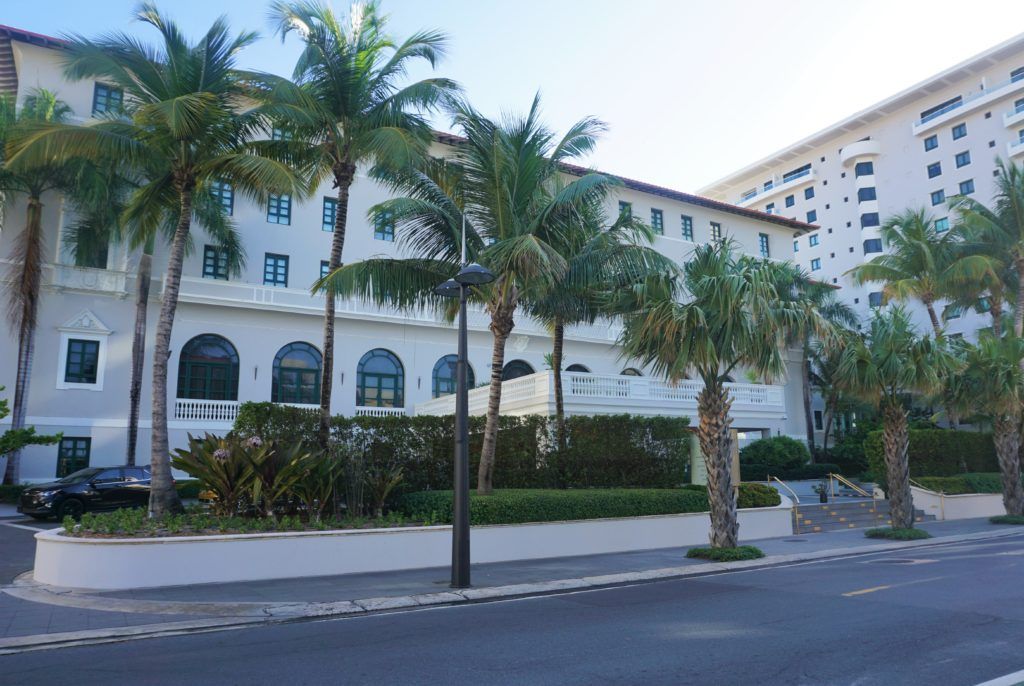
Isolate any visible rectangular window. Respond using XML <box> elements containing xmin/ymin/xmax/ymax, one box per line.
<box><xmin>270</xmin><ymin>126</ymin><xmax>293</xmax><ymax>141</ymax></box>
<box><xmin>210</xmin><ymin>180</ymin><xmax>233</xmax><ymax>216</ymax></box>
<box><xmin>924</xmin><ymin>135</ymin><xmax>938</xmax><ymax>152</ymax></box>
<box><xmin>806</xmin><ymin>210</ymin><xmax>817</xmax><ymax>224</ymax></box>
<box><xmin>860</xmin><ymin>212</ymin><xmax>880</xmax><ymax>228</ymax></box>
<box><xmin>920</xmin><ymin>96</ymin><xmax>962</xmax><ymax>123</ymax></box>
<box><xmin>935</xmin><ymin>217</ymin><xmax>950</xmax><ymax>233</ymax></box>
<box><xmin>863</xmin><ymin>238</ymin><xmax>883</xmax><ymax>254</ymax></box>
<box><xmin>74</xmin><ymin>241</ymin><xmax>108</xmax><ymax>269</ymax></box>
<box><xmin>931</xmin><ymin>189</ymin><xmax>946</xmax><ymax>206</ymax></box>
<box><xmin>202</xmin><ymin>245</ymin><xmax>229</xmax><ymax>280</ymax></box>
<box><xmin>810</xmin><ymin>258</ymin><xmax>821</xmax><ymax>271</ymax></box>
<box><xmin>955</xmin><ymin>150</ymin><xmax>971</xmax><ymax>168</ymax></box>
<box><xmin>959</xmin><ymin>179</ymin><xmax>975</xmax><ymax>195</ymax></box>
<box><xmin>680</xmin><ymin>215</ymin><xmax>694</xmax><ymax>241</ymax></box>
<box><xmin>267</xmin><ymin>194</ymin><xmax>291</xmax><ymax>225</ymax></box>
<box><xmin>809</xmin><ymin>234</ymin><xmax>820</xmax><ymax>247</ymax></box>
<box><xmin>804</xmin><ymin>186</ymin><xmax>815</xmax><ymax>200</ymax></box>
<box><xmin>765</xmin><ymin>202</ymin><xmax>775</xmax><ymax>214</ymax></box>
<box><xmin>618</xmin><ymin>201</ymin><xmax>632</xmax><ymax>219</ymax></box>
<box><xmin>782</xmin><ymin>163</ymin><xmax>811</xmax><ymax>184</ymax></box>
<box><xmin>57</xmin><ymin>437</ymin><xmax>91</xmax><ymax>478</ymax></box>
<box><xmin>374</xmin><ymin>209</ymin><xmax>395</xmax><ymax>241</ymax></box>
<box><xmin>814</xmin><ymin>411</ymin><xmax>823</xmax><ymax>431</ymax></box>
<box><xmin>868</xmin><ymin>291</ymin><xmax>883</xmax><ymax>308</ymax></box>
<box><xmin>758</xmin><ymin>233</ymin><xmax>770</xmax><ymax>258</ymax></box>
<box><xmin>1012</xmin><ymin>67</ymin><xmax>1024</xmax><ymax>83</ymax></box>
<box><xmin>1016</xmin><ymin>97</ymin><xmax>1024</xmax><ymax>115</ymax></box>
<box><xmin>710</xmin><ymin>222</ymin><xmax>722</xmax><ymax>242</ymax></box>
<box><xmin>91</xmin><ymin>83</ymin><xmax>123</xmax><ymax>116</ymax></box>
<box><xmin>263</xmin><ymin>253</ymin><xmax>289</xmax><ymax>287</ymax></box>
<box><xmin>64</xmin><ymin>339</ymin><xmax>100</xmax><ymax>384</ymax></box>
<box><xmin>322</xmin><ymin>197</ymin><xmax>337</xmax><ymax>231</ymax></box>
<box><xmin>927</xmin><ymin>162</ymin><xmax>942</xmax><ymax>178</ymax></box>
<box><xmin>650</xmin><ymin>208</ymin><xmax>664</xmax><ymax>234</ymax></box>
<box><xmin>320</xmin><ymin>260</ymin><xmax>331</xmax><ymax>279</ymax></box>
<box><xmin>793</xmin><ymin>240</ymin><xmax>799</xmax><ymax>253</ymax></box>
<box><xmin>951</xmin><ymin>123</ymin><xmax>967</xmax><ymax>140</ymax></box>
<box><xmin>784</xmin><ymin>194</ymin><xmax>795</xmax><ymax>208</ymax></box>
<box><xmin>947</xmin><ymin>305</ymin><xmax>962</xmax><ymax>319</ymax></box>
<box><xmin>857</xmin><ymin>187</ymin><xmax>877</xmax><ymax>202</ymax></box>
<box><xmin>854</xmin><ymin>161</ymin><xmax>874</xmax><ymax>177</ymax></box>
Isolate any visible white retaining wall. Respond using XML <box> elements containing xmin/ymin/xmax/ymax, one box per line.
<box><xmin>34</xmin><ymin>502</ymin><xmax>793</xmax><ymax>590</ymax></box>
<box><xmin>911</xmin><ymin>486</ymin><xmax>1006</xmax><ymax>521</ymax></box>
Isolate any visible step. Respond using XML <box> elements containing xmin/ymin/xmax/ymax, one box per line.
<box><xmin>790</xmin><ymin>499</ymin><xmax>935</xmax><ymax>534</ymax></box>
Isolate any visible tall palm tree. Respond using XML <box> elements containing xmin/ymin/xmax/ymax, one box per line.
<box><xmin>1</xmin><ymin>90</ymin><xmax>94</xmax><ymax>484</ymax></box>
<box><xmin>835</xmin><ymin>307</ymin><xmax>957</xmax><ymax>530</ymax></box>
<box><xmin>808</xmin><ymin>338</ymin><xmax>856</xmax><ymax>451</ymax></box>
<box><xmin>609</xmin><ymin>241</ymin><xmax>826</xmax><ymax>548</ymax></box>
<box><xmin>958</xmin><ymin>334</ymin><xmax>1024</xmax><ymax>516</ymax></box>
<box><xmin>8</xmin><ymin>4</ymin><xmax>304</xmax><ymax>514</ymax></box>
<box><xmin>269</xmin><ymin>0</ymin><xmax>457</xmax><ymax>448</ymax></box>
<box><xmin>320</xmin><ymin>96</ymin><xmax>615</xmax><ymax>494</ymax></box>
<box><xmin>526</xmin><ymin>199</ymin><xmax>674</xmax><ymax>449</ymax></box>
<box><xmin>953</xmin><ymin>159</ymin><xmax>1024</xmax><ymax>336</ymax></box>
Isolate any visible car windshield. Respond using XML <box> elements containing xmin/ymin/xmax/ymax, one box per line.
<box><xmin>56</xmin><ymin>467</ymin><xmax>105</xmax><ymax>485</ymax></box>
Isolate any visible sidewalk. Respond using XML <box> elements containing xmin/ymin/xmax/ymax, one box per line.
<box><xmin>2</xmin><ymin>516</ymin><xmax>1021</xmax><ymax>652</ymax></box>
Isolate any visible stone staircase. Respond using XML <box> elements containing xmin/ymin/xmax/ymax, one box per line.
<box><xmin>792</xmin><ymin>500</ymin><xmax>936</xmax><ymax>534</ymax></box>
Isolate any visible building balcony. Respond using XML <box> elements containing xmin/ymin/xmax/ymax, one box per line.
<box><xmin>912</xmin><ymin>75</ymin><xmax>1024</xmax><ymax>135</ymax></box>
<box><xmin>171</xmin><ymin>398</ymin><xmax>406</xmax><ymax>426</ymax></box>
<box><xmin>736</xmin><ymin>168</ymin><xmax>816</xmax><ymax>208</ymax></box>
<box><xmin>414</xmin><ymin>371</ymin><xmax>787</xmax><ymax>424</ymax></box>
<box><xmin>1004</xmin><ymin>101</ymin><xmax>1024</xmax><ymax>128</ymax></box>
<box><xmin>840</xmin><ymin>140</ymin><xmax>882</xmax><ymax>166</ymax></box>
<box><xmin>1009</xmin><ymin>138</ymin><xmax>1024</xmax><ymax>159</ymax></box>
<box><xmin>2</xmin><ymin>261</ymin><xmax>131</xmax><ymax>296</ymax></box>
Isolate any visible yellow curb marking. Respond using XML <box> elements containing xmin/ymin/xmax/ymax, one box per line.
<box><xmin>843</xmin><ymin>585</ymin><xmax>892</xmax><ymax>597</ymax></box>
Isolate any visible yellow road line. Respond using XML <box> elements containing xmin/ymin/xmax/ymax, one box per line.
<box><xmin>842</xmin><ymin>585</ymin><xmax>892</xmax><ymax>597</ymax></box>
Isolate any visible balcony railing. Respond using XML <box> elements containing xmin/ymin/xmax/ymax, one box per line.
<box><xmin>736</xmin><ymin>168</ymin><xmax>816</xmax><ymax>208</ymax></box>
<box><xmin>173</xmin><ymin>398</ymin><xmax>240</xmax><ymax>422</ymax></box>
<box><xmin>354</xmin><ymin>406</ymin><xmax>407</xmax><ymax>417</ymax></box>
<box><xmin>914</xmin><ymin>75</ymin><xmax>1024</xmax><ymax>133</ymax></box>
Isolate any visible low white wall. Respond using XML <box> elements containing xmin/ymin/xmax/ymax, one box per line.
<box><xmin>911</xmin><ymin>486</ymin><xmax>1006</xmax><ymax>521</ymax></box>
<box><xmin>34</xmin><ymin>502</ymin><xmax>793</xmax><ymax>590</ymax></box>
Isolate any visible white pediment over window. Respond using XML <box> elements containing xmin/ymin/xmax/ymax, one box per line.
<box><xmin>58</xmin><ymin>309</ymin><xmax>112</xmax><ymax>335</ymax></box>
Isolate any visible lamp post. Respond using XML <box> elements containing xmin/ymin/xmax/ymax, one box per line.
<box><xmin>435</xmin><ymin>221</ymin><xmax>494</xmax><ymax>589</ymax></box>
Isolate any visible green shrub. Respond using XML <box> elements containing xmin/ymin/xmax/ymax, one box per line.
<box><xmin>686</xmin><ymin>545</ymin><xmax>765</xmax><ymax>561</ymax></box>
<box><xmin>740</xmin><ymin>461</ymin><xmax>838</xmax><ymax>482</ymax></box>
<box><xmin>736</xmin><ymin>482</ymin><xmax>781</xmax><ymax>508</ymax></box>
<box><xmin>739</xmin><ymin>436</ymin><xmax>809</xmax><ymax>472</ymax></box>
<box><xmin>864</xmin><ymin>527</ymin><xmax>932</xmax><ymax>540</ymax></box>
<box><xmin>0</xmin><ymin>484</ymin><xmax>25</xmax><ymax>504</ymax></box>
<box><xmin>865</xmin><ymin>430</ymin><xmax>998</xmax><ymax>484</ymax></box>
<box><xmin>175</xmin><ymin>480</ymin><xmax>202</xmax><ymax>499</ymax></box>
<box><xmin>914</xmin><ymin>473</ymin><xmax>1004</xmax><ymax>495</ymax></box>
<box><xmin>990</xmin><ymin>514</ymin><xmax>1024</xmax><ymax>525</ymax></box>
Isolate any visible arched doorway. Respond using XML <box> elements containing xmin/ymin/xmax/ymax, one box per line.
<box><xmin>272</xmin><ymin>342</ymin><xmax>322</xmax><ymax>404</ymax></box>
<box><xmin>357</xmin><ymin>348</ymin><xmax>405</xmax><ymax>407</ymax></box>
<box><xmin>176</xmin><ymin>334</ymin><xmax>239</xmax><ymax>400</ymax></box>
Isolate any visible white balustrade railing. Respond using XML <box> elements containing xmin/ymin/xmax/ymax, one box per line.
<box><xmin>173</xmin><ymin>398</ymin><xmax>240</xmax><ymax>422</ymax></box>
<box><xmin>354</xmin><ymin>406</ymin><xmax>408</xmax><ymax>417</ymax></box>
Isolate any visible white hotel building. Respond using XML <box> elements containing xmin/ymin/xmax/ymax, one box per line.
<box><xmin>0</xmin><ymin>24</ymin><xmax>816</xmax><ymax>482</ymax></box>
<box><xmin>700</xmin><ymin>33</ymin><xmax>1024</xmax><ymax>340</ymax></box>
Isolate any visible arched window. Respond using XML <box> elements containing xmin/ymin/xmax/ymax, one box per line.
<box><xmin>501</xmin><ymin>359</ymin><xmax>534</xmax><ymax>381</ymax></box>
<box><xmin>272</xmin><ymin>342</ymin><xmax>322</xmax><ymax>404</ymax></box>
<box><xmin>357</xmin><ymin>349</ymin><xmax>404</xmax><ymax>407</ymax></box>
<box><xmin>620</xmin><ymin>367</ymin><xmax>643</xmax><ymax>377</ymax></box>
<box><xmin>176</xmin><ymin>334</ymin><xmax>239</xmax><ymax>400</ymax></box>
<box><xmin>565</xmin><ymin>364</ymin><xmax>590</xmax><ymax>373</ymax></box>
<box><xmin>432</xmin><ymin>354</ymin><xmax>475</xmax><ymax>398</ymax></box>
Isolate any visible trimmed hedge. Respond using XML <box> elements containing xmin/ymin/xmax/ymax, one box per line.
<box><xmin>739</xmin><ymin>436</ymin><xmax>809</xmax><ymax>471</ymax></box>
<box><xmin>175</xmin><ymin>479</ymin><xmax>203</xmax><ymax>500</ymax></box>
<box><xmin>686</xmin><ymin>545</ymin><xmax>765</xmax><ymax>561</ymax></box>
<box><xmin>0</xmin><ymin>484</ymin><xmax>25</xmax><ymax>504</ymax></box>
<box><xmin>914</xmin><ymin>473</ymin><xmax>1004</xmax><ymax>495</ymax></box>
<box><xmin>864</xmin><ymin>527</ymin><xmax>931</xmax><ymax>540</ymax></box>
<box><xmin>395</xmin><ymin>484</ymin><xmax>780</xmax><ymax>525</ymax></box>
<box><xmin>739</xmin><ymin>462</ymin><xmax>839</xmax><ymax>482</ymax></box>
<box><xmin>865</xmin><ymin>430</ymin><xmax>999</xmax><ymax>483</ymax></box>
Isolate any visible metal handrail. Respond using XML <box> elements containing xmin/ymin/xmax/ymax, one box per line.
<box><xmin>767</xmin><ymin>474</ymin><xmax>801</xmax><ymax>534</ymax></box>
<box><xmin>828</xmin><ymin>472</ymin><xmax>872</xmax><ymax>499</ymax></box>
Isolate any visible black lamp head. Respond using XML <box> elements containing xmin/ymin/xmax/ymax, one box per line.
<box><xmin>455</xmin><ymin>262</ymin><xmax>496</xmax><ymax>286</ymax></box>
<box><xmin>434</xmin><ymin>278</ymin><xmax>461</xmax><ymax>298</ymax></box>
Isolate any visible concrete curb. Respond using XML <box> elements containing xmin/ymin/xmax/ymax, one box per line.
<box><xmin>2</xmin><ymin>526</ymin><xmax>1021</xmax><ymax>654</ymax></box>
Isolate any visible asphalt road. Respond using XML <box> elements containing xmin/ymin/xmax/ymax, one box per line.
<box><xmin>5</xmin><ymin>533</ymin><xmax>1024</xmax><ymax>686</ymax></box>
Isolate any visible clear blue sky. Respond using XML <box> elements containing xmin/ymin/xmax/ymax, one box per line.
<box><xmin>5</xmin><ymin>0</ymin><xmax>1021</xmax><ymax>191</ymax></box>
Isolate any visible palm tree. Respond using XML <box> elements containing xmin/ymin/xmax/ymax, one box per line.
<box><xmin>1</xmin><ymin>90</ymin><xmax>96</xmax><ymax>484</ymax></box>
<box><xmin>320</xmin><ymin>96</ymin><xmax>615</xmax><ymax>494</ymax></box>
<box><xmin>269</xmin><ymin>0</ymin><xmax>457</xmax><ymax>448</ymax></box>
<box><xmin>526</xmin><ymin>200</ymin><xmax>674</xmax><ymax>449</ymax></box>
<box><xmin>8</xmin><ymin>4</ymin><xmax>304</xmax><ymax>514</ymax></box>
<box><xmin>835</xmin><ymin>307</ymin><xmax>957</xmax><ymax>530</ymax></box>
<box><xmin>609</xmin><ymin>241</ymin><xmax>826</xmax><ymax>548</ymax></box>
<box><xmin>808</xmin><ymin>338</ymin><xmax>856</xmax><ymax>451</ymax></box>
<box><xmin>958</xmin><ymin>334</ymin><xmax>1024</xmax><ymax>516</ymax></box>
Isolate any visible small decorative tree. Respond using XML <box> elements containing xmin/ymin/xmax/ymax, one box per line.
<box><xmin>0</xmin><ymin>386</ymin><xmax>60</xmax><ymax>471</ymax></box>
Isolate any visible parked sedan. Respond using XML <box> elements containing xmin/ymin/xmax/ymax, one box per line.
<box><xmin>18</xmin><ymin>466</ymin><xmax>152</xmax><ymax>520</ymax></box>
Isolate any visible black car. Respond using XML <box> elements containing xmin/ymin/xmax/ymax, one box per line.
<box><xmin>18</xmin><ymin>466</ymin><xmax>152</xmax><ymax>520</ymax></box>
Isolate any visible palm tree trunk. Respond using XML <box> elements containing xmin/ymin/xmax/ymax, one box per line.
<box><xmin>148</xmin><ymin>188</ymin><xmax>191</xmax><ymax>518</ymax></box>
<box><xmin>993</xmin><ymin>413</ymin><xmax>1024</xmax><ymax>516</ymax></box>
<box><xmin>822</xmin><ymin>407</ymin><xmax>834</xmax><ymax>453</ymax></box>
<box><xmin>801</xmin><ymin>335</ymin><xmax>815</xmax><ymax>457</ymax></box>
<box><xmin>552</xmin><ymin>320</ymin><xmax>565</xmax><ymax>451</ymax></box>
<box><xmin>925</xmin><ymin>302</ymin><xmax>942</xmax><ymax>337</ymax></box>
<box><xmin>318</xmin><ymin>163</ymin><xmax>356</xmax><ymax>450</ymax></box>
<box><xmin>991</xmin><ymin>295</ymin><xmax>1004</xmax><ymax>337</ymax></box>
<box><xmin>3</xmin><ymin>196</ymin><xmax>44</xmax><ymax>486</ymax></box>
<box><xmin>923</xmin><ymin>301</ymin><xmax>962</xmax><ymax>430</ymax></box>
<box><xmin>696</xmin><ymin>379</ymin><xmax>738</xmax><ymax>548</ymax></box>
<box><xmin>477</xmin><ymin>303</ymin><xmax>514</xmax><ymax>495</ymax></box>
<box><xmin>126</xmin><ymin>241</ymin><xmax>153</xmax><ymax>467</ymax></box>
<box><xmin>1015</xmin><ymin>259</ymin><xmax>1024</xmax><ymax>338</ymax></box>
<box><xmin>881</xmin><ymin>402</ymin><xmax>914</xmax><ymax>529</ymax></box>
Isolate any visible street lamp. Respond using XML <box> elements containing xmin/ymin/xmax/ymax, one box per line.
<box><xmin>434</xmin><ymin>220</ymin><xmax>494</xmax><ymax>588</ymax></box>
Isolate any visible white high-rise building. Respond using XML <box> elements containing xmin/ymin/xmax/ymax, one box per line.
<box><xmin>700</xmin><ymin>33</ymin><xmax>1024</xmax><ymax>339</ymax></box>
<box><xmin>0</xmin><ymin>24</ymin><xmax>815</xmax><ymax>482</ymax></box>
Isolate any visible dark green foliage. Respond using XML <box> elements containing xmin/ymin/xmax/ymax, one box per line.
<box><xmin>865</xmin><ymin>430</ymin><xmax>999</xmax><ymax>483</ymax></box>
<box><xmin>740</xmin><ymin>461</ymin><xmax>839</xmax><ymax>481</ymax></box>
<box><xmin>686</xmin><ymin>545</ymin><xmax>765</xmax><ymax>561</ymax></box>
<box><xmin>914</xmin><ymin>473</ymin><xmax>1005</xmax><ymax>494</ymax></box>
<box><xmin>864</xmin><ymin>527</ymin><xmax>932</xmax><ymax>540</ymax></box>
<box><xmin>990</xmin><ymin>514</ymin><xmax>1024</xmax><ymax>525</ymax></box>
<box><xmin>735</xmin><ymin>482</ymin><xmax>782</xmax><ymax>508</ymax></box>
<box><xmin>175</xmin><ymin>480</ymin><xmax>202</xmax><ymax>499</ymax></box>
<box><xmin>739</xmin><ymin>436</ymin><xmax>809</xmax><ymax>472</ymax></box>
<box><xmin>0</xmin><ymin>484</ymin><xmax>25</xmax><ymax>503</ymax></box>
<box><xmin>0</xmin><ymin>385</ymin><xmax>60</xmax><ymax>457</ymax></box>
